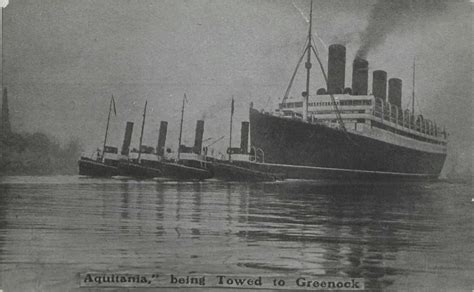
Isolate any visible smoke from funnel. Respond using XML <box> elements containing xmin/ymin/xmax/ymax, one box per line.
<box><xmin>356</xmin><ymin>0</ymin><xmax>445</xmax><ymax>58</ymax></box>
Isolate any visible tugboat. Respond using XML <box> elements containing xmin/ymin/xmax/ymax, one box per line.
<box><xmin>118</xmin><ymin>100</ymin><xmax>163</xmax><ymax>179</ymax></box>
<box><xmin>78</xmin><ymin>95</ymin><xmax>121</xmax><ymax>177</ymax></box>
<box><xmin>156</xmin><ymin>94</ymin><xmax>213</xmax><ymax>180</ymax></box>
<box><xmin>78</xmin><ymin>146</ymin><xmax>120</xmax><ymax>177</ymax></box>
<box><xmin>211</xmin><ymin>99</ymin><xmax>284</xmax><ymax>181</ymax></box>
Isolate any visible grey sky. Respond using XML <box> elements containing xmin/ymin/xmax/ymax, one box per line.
<box><xmin>1</xmin><ymin>0</ymin><xmax>472</xmax><ymax>171</ymax></box>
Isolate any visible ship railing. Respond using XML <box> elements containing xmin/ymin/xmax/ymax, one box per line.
<box><xmin>371</xmin><ymin>102</ymin><xmax>446</xmax><ymax>140</ymax></box>
<box><xmin>397</xmin><ymin>109</ymin><xmax>403</xmax><ymax>125</ymax></box>
<box><xmin>256</xmin><ymin>148</ymin><xmax>265</xmax><ymax>163</ymax></box>
<box><xmin>390</xmin><ymin>105</ymin><xmax>398</xmax><ymax>125</ymax></box>
<box><xmin>81</xmin><ymin>151</ymin><xmax>103</xmax><ymax>162</ymax></box>
<box><xmin>250</xmin><ymin>146</ymin><xmax>265</xmax><ymax>163</ymax></box>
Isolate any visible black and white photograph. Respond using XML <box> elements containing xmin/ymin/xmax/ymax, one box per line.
<box><xmin>0</xmin><ymin>0</ymin><xmax>472</xmax><ymax>291</ymax></box>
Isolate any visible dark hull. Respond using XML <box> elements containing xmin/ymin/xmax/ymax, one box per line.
<box><xmin>118</xmin><ymin>161</ymin><xmax>162</xmax><ymax>179</ymax></box>
<box><xmin>158</xmin><ymin>161</ymin><xmax>213</xmax><ymax>180</ymax></box>
<box><xmin>78</xmin><ymin>158</ymin><xmax>118</xmax><ymax>177</ymax></box>
<box><xmin>211</xmin><ymin>161</ymin><xmax>284</xmax><ymax>181</ymax></box>
<box><xmin>249</xmin><ymin>108</ymin><xmax>446</xmax><ymax>179</ymax></box>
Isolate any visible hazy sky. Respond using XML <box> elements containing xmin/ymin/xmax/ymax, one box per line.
<box><xmin>1</xmin><ymin>0</ymin><xmax>472</xmax><ymax>171</ymax></box>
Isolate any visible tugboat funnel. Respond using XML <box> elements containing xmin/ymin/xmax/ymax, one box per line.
<box><xmin>121</xmin><ymin>121</ymin><xmax>134</xmax><ymax>155</ymax></box>
<box><xmin>157</xmin><ymin>121</ymin><xmax>168</xmax><ymax>156</ymax></box>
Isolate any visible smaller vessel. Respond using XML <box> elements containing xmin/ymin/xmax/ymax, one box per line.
<box><xmin>159</xmin><ymin>151</ymin><xmax>213</xmax><ymax>180</ymax></box>
<box><xmin>118</xmin><ymin>100</ymin><xmax>163</xmax><ymax>179</ymax></box>
<box><xmin>211</xmin><ymin>99</ymin><xmax>284</xmax><ymax>181</ymax></box>
<box><xmin>78</xmin><ymin>95</ymin><xmax>120</xmax><ymax>177</ymax></box>
<box><xmin>157</xmin><ymin>94</ymin><xmax>213</xmax><ymax>180</ymax></box>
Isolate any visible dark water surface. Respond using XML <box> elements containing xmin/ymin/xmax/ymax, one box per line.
<box><xmin>0</xmin><ymin>176</ymin><xmax>471</xmax><ymax>291</ymax></box>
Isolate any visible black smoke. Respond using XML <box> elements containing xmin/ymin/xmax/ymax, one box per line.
<box><xmin>357</xmin><ymin>0</ymin><xmax>446</xmax><ymax>58</ymax></box>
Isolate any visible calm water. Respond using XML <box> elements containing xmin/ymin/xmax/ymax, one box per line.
<box><xmin>0</xmin><ymin>176</ymin><xmax>471</xmax><ymax>291</ymax></box>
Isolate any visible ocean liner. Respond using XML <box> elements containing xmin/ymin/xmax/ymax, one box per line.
<box><xmin>229</xmin><ymin>1</ymin><xmax>448</xmax><ymax>180</ymax></box>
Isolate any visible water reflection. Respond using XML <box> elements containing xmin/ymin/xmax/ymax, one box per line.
<box><xmin>0</xmin><ymin>184</ymin><xmax>8</xmax><ymax>266</ymax></box>
<box><xmin>0</xmin><ymin>178</ymin><xmax>470</xmax><ymax>291</ymax></box>
<box><xmin>242</xmin><ymin>182</ymin><xmax>440</xmax><ymax>290</ymax></box>
<box><xmin>155</xmin><ymin>184</ymin><xmax>165</xmax><ymax>238</ymax></box>
<box><xmin>191</xmin><ymin>184</ymin><xmax>201</xmax><ymax>237</ymax></box>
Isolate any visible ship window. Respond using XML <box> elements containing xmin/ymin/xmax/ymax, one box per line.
<box><xmin>295</xmin><ymin>102</ymin><xmax>303</xmax><ymax>107</ymax></box>
<box><xmin>104</xmin><ymin>146</ymin><xmax>118</xmax><ymax>154</ymax></box>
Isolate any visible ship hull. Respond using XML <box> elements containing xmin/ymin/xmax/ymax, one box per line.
<box><xmin>118</xmin><ymin>161</ymin><xmax>162</xmax><ymax>178</ymax></box>
<box><xmin>249</xmin><ymin>108</ymin><xmax>446</xmax><ymax>180</ymax></box>
<box><xmin>211</xmin><ymin>160</ymin><xmax>284</xmax><ymax>181</ymax></box>
<box><xmin>78</xmin><ymin>158</ymin><xmax>118</xmax><ymax>177</ymax></box>
<box><xmin>158</xmin><ymin>161</ymin><xmax>213</xmax><ymax>180</ymax></box>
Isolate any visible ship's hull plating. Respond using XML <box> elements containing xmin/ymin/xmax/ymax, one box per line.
<box><xmin>249</xmin><ymin>108</ymin><xmax>446</xmax><ymax>179</ymax></box>
<box><xmin>118</xmin><ymin>160</ymin><xmax>212</xmax><ymax>180</ymax></box>
<box><xmin>159</xmin><ymin>161</ymin><xmax>213</xmax><ymax>180</ymax></box>
<box><xmin>78</xmin><ymin>158</ymin><xmax>118</xmax><ymax>177</ymax></box>
<box><xmin>118</xmin><ymin>161</ymin><xmax>162</xmax><ymax>178</ymax></box>
<box><xmin>211</xmin><ymin>161</ymin><xmax>283</xmax><ymax>181</ymax></box>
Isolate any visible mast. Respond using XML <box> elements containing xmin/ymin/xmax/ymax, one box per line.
<box><xmin>1</xmin><ymin>5</ymin><xmax>3</xmax><ymax>92</ymax></box>
<box><xmin>177</xmin><ymin>94</ymin><xmax>186</xmax><ymax>160</ymax></box>
<box><xmin>411</xmin><ymin>58</ymin><xmax>416</xmax><ymax>116</ymax></box>
<box><xmin>411</xmin><ymin>58</ymin><xmax>416</xmax><ymax>129</ymax></box>
<box><xmin>229</xmin><ymin>97</ymin><xmax>234</xmax><ymax>161</ymax></box>
<box><xmin>137</xmin><ymin>100</ymin><xmax>147</xmax><ymax>162</ymax></box>
<box><xmin>101</xmin><ymin>95</ymin><xmax>114</xmax><ymax>161</ymax></box>
<box><xmin>303</xmin><ymin>0</ymin><xmax>313</xmax><ymax>121</ymax></box>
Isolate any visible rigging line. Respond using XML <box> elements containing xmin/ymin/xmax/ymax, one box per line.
<box><xmin>1</xmin><ymin>7</ymin><xmax>3</xmax><ymax>91</ymax></box>
<box><xmin>102</xmin><ymin>95</ymin><xmax>113</xmax><ymax>161</ymax></box>
<box><xmin>264</xmin><ymin>96</ymin><xmax>272</xmax><ymax>109</ymax></box>
<box><xmin>283</xmin><ymin>41</ymin><xmax>309</xmax><ymax>101</ymax></box>
<box><xmin>291</xmin><ymin>1</ymin><xmax>328</xmax><ymax>49</ymax></box>
<box><xmin>291</xmin><ymin>1</ymin><xmax>308</xmax><ymax>22</ymax></box>
<box><xmin>415</xmin><ymin>94</ymin><xmax>423</xmax><ymax>117</ymax></box>
<box><xmin>404</xmin><ymin>100</ymin><xmax>411</xmax><ymax>110</ymax></box>
<box><xmin>411</xmin><ymin>57</ymin><xmax>416</xmax><ymax>115</ymax></box>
